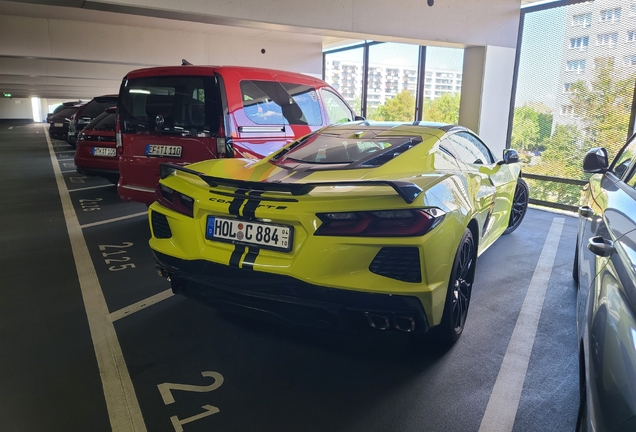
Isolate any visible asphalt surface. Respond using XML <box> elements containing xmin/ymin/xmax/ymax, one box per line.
<box><xmin>0</xmin><ymin>122</ymin><xmax>580</xmax><ymax>432</ymax></box>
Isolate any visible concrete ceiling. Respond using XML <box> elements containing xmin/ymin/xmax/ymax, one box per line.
<box><xmin>0</xmin><ymin>0</ymin><xmax>553</xmax><ymax>100</ymax></box>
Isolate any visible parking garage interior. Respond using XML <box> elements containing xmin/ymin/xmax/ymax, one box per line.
<box><xmin>0</xmin><ymin>0</ymin><xmax>627</xmax><ymax>431</ymax></box>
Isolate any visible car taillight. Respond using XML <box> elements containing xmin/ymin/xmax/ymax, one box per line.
<box><xmin>216</xmin><ymin>119</ymin><xmax>226</xmax><ymax>157</ymax></box>
<box><xmin>155</xmin><ymin>184</ymin><xmax>194</xmax><ymax>217</ymax></box>
<box><xmin>115</xmin><ymin>113</ymin><xmax>123</xmax><ymax>155</ymax></box>
<box><xmin>315</xmin><ymin>209</ymin><xmax>444</xmax><ymax>237</ymax></box>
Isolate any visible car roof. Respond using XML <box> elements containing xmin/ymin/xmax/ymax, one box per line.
<box><xmin>124</xmin><ymin>65</ymin><xmax>324</xmax><ymax>83</ymax></box>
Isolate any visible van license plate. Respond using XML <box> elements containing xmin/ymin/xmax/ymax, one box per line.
<box><xmin>92</xmin><ymin>147</ymin><xmax>117</xmax><ymax>157</ymax></box>
<box><xmin>205</xmin><ymin>216</ymin><xmax>293</xmax><ymax>252</ymax></box>
<box><xmin>145</xmin><ymin>145</ymin><xmax>182</xmax><ymax>158</ymax></box>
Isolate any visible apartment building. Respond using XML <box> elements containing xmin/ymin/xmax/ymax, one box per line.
<box><xmin>554</xmin><ymin>1</ymin><xmax>636</xmax><ymax>127</ymax></box>
<box><xmin>324</xmin><ymin>59</ymin><xmax>462</xmax><ymax>109</ymax></box>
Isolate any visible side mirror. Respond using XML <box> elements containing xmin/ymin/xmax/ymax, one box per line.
<box><xmin>354</xmin><ymin>115</ymin><xmax>366</xmax><ymax>121</ymax></box>
<box><xmin>498</xmin><ymin>149</ymin><xmax>520</xmax><ymax>165</ymax></box>
<box><xmin>583</xmin><ymin>147</ymin><xmax>608</xmax><ymax>173</ymax></box>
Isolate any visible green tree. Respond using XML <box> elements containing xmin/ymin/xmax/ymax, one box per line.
<box><xmin>569</xmin><ymin>61</ymin><xmax>635</xmax><ymax>160</ymax></box>
<box><xmin>422</xmin><ymin>92</ymin><xmax>461</xmax><ymax>124</ymax></box>
<box><xmin>368</xmin><ymin>90</ymin><xmax>415</xmax><ymax>121</ymax></box>
<box><xmin>511</xmin><ymin>106</ymin><xmax>540</xmax><ymax>151</ymax></box>
<box><xmin>525</xmin><ymin>124</ymin><xmax>587</xmax><ymax>205</ymax></box>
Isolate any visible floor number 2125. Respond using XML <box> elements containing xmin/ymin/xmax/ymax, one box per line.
<box><xmin>157</xmin><ymin>371</ymin><xmax>224</xmax><ymax>432</ymax></box>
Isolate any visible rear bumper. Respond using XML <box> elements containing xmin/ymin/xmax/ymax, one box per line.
<box><xmin>154</xmin><ymin>251</ymin><xmax>430</xmax><ymax>334</ymax></box>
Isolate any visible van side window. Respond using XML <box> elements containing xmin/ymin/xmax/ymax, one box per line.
<box><xmin>320</xmin><ymin>89</ymin><xmax>354</xmax><ymax>124</ymax></box>
<box><xmin>240</xmin><ymin>81</ymin><xmax>322</xmax><ymax>126</ymax></box>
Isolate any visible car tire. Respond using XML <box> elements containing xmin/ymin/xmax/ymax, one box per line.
<box><xmin>503</xmin><ymin>178</ymin><xmax>529</xmax><ymax>235</ymax></box>
<box><xmin>434</xmin><ymin>228</ymin><xmax>476</xmax><ymax>346</ymax></box>
<box><xmin>573</xmin><ymin>237</ymin><xmax>579</xmax><ymax>286</ymax></box>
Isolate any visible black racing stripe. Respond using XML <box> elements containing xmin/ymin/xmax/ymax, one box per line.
<box><xmin>242</xmin><ymin>191</ymin><xmax>264</xmax><ymax>219</ymax></box>
<box><xmin>229</xmin><ymin>244</ymin><xmax>246</xmax><ymax>268</ymax></box>
<box><xmin>241</xmin><ymin>246</ymin><xmax>260</xmax><ymax>271</ymax></box>
<box><xmin>228</xmin><ymin>188</ymin><xmax>248</xmax><ymax>216</ymax></box>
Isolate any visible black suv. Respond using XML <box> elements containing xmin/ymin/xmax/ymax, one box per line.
<box><xmin>67</xmin><ymin>95</ymin><xmax>118</xmax><ymax>147</ymax></box>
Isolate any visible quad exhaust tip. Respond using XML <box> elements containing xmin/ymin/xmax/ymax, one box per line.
<box><xmin>364</xmin><ymin>312</ymin><xmax>416</xmax><ymax>332</ymax></box>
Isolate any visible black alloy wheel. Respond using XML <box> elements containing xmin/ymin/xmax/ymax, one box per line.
<box><xmin>503</xmin><ymin>178</ymin><xmax>529</xmax><ymax>235</ymax></box>
<box><xmin>436</xmin><ymin>228</ymin><xmax>476</xmax><ymax>345</ymax></box>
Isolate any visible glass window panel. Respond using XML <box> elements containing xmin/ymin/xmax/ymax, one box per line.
<box><xmin>511</xmin><ymin>2</ymin><xmax>635</xmax><ymax>209</ymax></box>
<box><xmin>324</xmin><ymin>48</ymin><xmax>364</xmax><ymax>117</ymax></box>
<box><xmin>422</xmin><ymin>46</ymin><xmax>464</xmax><ymax>124</ymax></box>
<box><xmin>365</xmin><ymin>43</ymin><xmax>419</xmax><ymax>121</ymax></box>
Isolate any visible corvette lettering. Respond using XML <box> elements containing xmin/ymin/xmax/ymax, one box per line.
<box><xmin>208</xmin><ymin>197</ymin><xmax>287</xmax><ymax>210</ymax></box>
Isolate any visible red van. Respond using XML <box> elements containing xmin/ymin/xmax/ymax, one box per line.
<box><xmin>74</xmin><ymin>107</ymin><xmax>119</xmax><ymax>184</ymax></box>
<box><xmin>116</xmin><ymin>65</ymin><xmax>357</xmax><ymax>205</ymax></box>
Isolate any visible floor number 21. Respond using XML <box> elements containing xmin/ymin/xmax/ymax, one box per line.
<box><xmin>157</xmin><ymin>371</ymin><xmax>224</xmax><ymax>432</ymax></box>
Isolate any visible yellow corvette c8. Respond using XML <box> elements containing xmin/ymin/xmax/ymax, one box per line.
<box><xmin>149</xmin><ymin>122</ymin><xmax>528</xmax><ymax>344</ymax></box>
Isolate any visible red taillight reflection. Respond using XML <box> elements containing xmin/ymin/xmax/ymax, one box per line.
<box><xmin>315</xmin><ymin>209</ymin><xmax>442</xmax><ymax>237</ymax></box>
<box><xmin>155</xmin><ymin>184</ymin><xmax>194</xmax><ymax>217</ymax></box>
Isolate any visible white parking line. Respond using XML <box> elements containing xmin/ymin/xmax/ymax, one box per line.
<box><xmin>478</xmin><ymin>217</ymin><xmax>565</xmax><ymax>432</ymax></box>
<box><xmin>44</xmin><ymin>126</ymin><xmax>147</xmax><ymax>432</ymax></box>
<box><xmin>108</xmin><ymin>289</ymin><xmax>175</xmax><ymax>322</ymax></box>
<box><xmin>61</xmin><ymin>170</ymin><xmax>76</xmax><ymax>173</ymax></box>
<box><xmin>69</xmin><ymin>184</ymin><xmax>116</xmax><ymax>193</ymax></box>
<box><xmin>80</xmin><ymin>212</ymin><xmax>147</xmax><ymax>229</ymax></box>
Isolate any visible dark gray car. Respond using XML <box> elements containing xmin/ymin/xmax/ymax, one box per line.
<box><xmin>574</xmin><ymin>137</ymin><xmax>636</xmax><ymax>432</ymax></box>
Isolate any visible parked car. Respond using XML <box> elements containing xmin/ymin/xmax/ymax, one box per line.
<box><xmin>116</xmin><ymin>65</ymin><xmax>357</xmax><ymax>205</ymax></box>
<box><xmin>74</xmin><ymin>107</ymin><xmax>118</xmax><ymax>184</ymax></box>
<box><xmin>149</xmin><ymin>122</ymin><xmax>528</xmax><ymax>345</ymax></box>
<box><xmin>48</xmin><ymin>105</ymin><xmax>82</xmax><ymax>140</ymax></box>
<box><xmin>573</xmin><ymin>138</ymin><xmax>636</xmax><ymax>432</ymax></box>
<box><xmin>46</xmin><ymin>100</ymin><xmax>82</xmax><ymax>123</ymax></box>
<box><xmin>67</xmin><ymin>95</ymin><xmax>118</xmax><ymax>147</ymax></box>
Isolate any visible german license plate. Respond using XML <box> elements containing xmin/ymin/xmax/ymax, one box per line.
<box><xmin>145</xmin><ymin>144</ymin><xmax>182</xmax><ymax>158</ymax></box>
<box><xmin>92</xmin><ymin>147</ymin><xmax>117</xmax><ymax>157</ymax></box>
<box><xmin>54</xmin><ymin>123</ymin><xmax>63</xmax><ymax>127</ymax></box>
<box><xmin>205</xmin><ymin>216</ymin><xmax>293</xmax><ymax>252</ymax></box>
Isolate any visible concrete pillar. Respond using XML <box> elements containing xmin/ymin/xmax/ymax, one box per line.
<box><xmin>458</xmin><ymin>45</ymin><xmax>516</xmax><ymax>158</ymax></box>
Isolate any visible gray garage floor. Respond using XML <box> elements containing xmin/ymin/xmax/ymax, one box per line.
<box><xmin>0</xmin><ymin>121</ymin><xmax>579</xmax><ymax>432</ymax></box>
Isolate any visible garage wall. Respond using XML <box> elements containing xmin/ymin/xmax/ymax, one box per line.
<box><xmin>0</xmin><ymin>14</ymin><xmax>323</xmax><ymax>99</ymax></box>
<box><xmin>0</xmin><ymin>98</ymin><xmax>32</xmax><ymax>119</ymax></box>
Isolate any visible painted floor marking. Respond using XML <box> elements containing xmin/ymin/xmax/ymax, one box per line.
<box><xmin>44</xmin><ymin>126</ymin><xmax>147</xmax><ymax>432</ymax></box>
<box><xmin>108</xmin><ymin>289</ymin><xmax>175</xmax><ymax>322</ymax></box>
<box><xmin>61</xmin><ymin>169</ymin><xmax>76</xmax><ymax>173</ymax></box>
<box><xmin>69</xmin><ymin>184</ymin><xmax>116</xmax><ymax>193</ymax></box>
<box><xmin>478</xmin><ymin>217</ymin><xmax>565</xmax><ymax>432</ymax></box>
<box><xmin>80</xmin><ymin>211</ymin><xmax>147</xmax><ymax>229</ymax></box>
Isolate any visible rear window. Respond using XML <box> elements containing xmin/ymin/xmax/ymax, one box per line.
<box><xmin>273</xmin><ymin>133</ymin><xmax>421</xmax><ymax>165</ymax></box>
<box><xmin>119</xmin><ymin>76</ymin><xmax>218</xmax><ymax>136</ymax></box>
<box><xmin>54</xmin><ymin>107</ymin><xmax>79</xmax><ymax>119</ymax></box>
<box><xmin>81</xmin><ymin>98</ymin><xmax>117</xmax><ymax>119</ymax></box>
<box><xmin>86</xmin><ymin>112</ymin><xmax>116</xmax><ymax>131</ymax></box>
<box><xmin>240</xmin><ymin>80</ymin><xmax>322</xmax><ymax>126</ymax></box>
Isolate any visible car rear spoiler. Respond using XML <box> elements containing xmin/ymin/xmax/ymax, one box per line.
<box><xmin>160</xmin><ymin>163</ymin><xmax>423</xmax><ymax>204</ymax></box>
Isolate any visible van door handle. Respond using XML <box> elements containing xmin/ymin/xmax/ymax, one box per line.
<box><xmin>588</xmin><ymin>236</ymin><xmax>615</xmax><ymax>257</ymax></box>
<box><xmin>579</xmin><ymin>206</ymin><xmax>593</xmax><ymax>218</ymax></box>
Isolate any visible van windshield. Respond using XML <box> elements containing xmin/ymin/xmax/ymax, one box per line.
<box><xmin>119</xmin><ymin>76</ymin><xmax>218</xmax><ymax>137</ymax></box>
